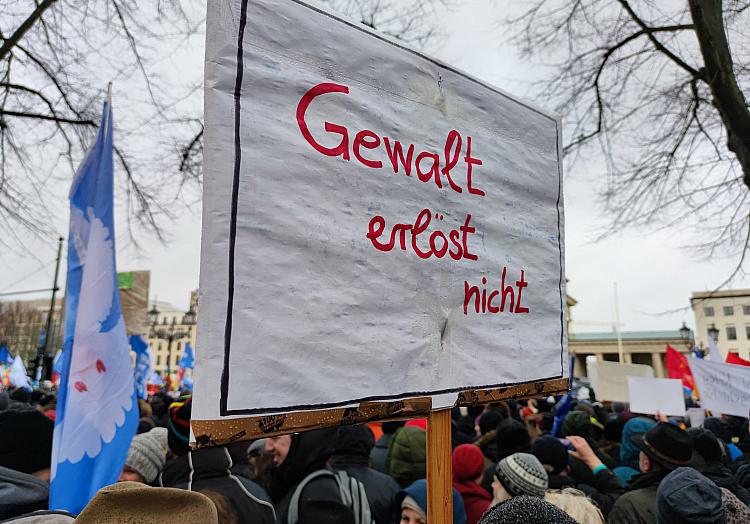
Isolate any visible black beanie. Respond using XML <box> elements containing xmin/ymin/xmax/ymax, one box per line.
<box><xmin>168</xmin><ymin>397</ymin><xmax>192</xmax><ymax>456</ymax></box>
<box><xmin>495</xmin><ymin>418</ymin><xmax>530</xmax><ymax>461</ymax></box>
<box><xmin>480</xmin><ymin>411</ymin><xmax>502</xmax><ymax>435</ymax></box>
<box><xmin>687</xmin><ymin>428</ymin><xmax>723</xmax><ymax>463</ymax></box>
<box><xmin>0</xmin><ymin>409</ymin><xmax>54</xmax><ymax>473</ymax></box>
<box><xmin>531</xmin><ymin>435</ymin><xmax>568</xmax><ymax>474</ymax></box>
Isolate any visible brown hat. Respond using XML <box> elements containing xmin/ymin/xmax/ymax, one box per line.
<box><xmin>74</xmin><ymin>482</ymin><xmax>218</xmax><ymax>524</ymax></box>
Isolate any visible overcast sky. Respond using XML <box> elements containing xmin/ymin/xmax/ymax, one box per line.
<box><xmin>0</xmin><ymin>0</ymin><xmax>745</xmax><ymax>334</ymax></box>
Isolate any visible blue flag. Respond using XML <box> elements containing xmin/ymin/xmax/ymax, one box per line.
<box><xmin>551</xmin><ymin>392</ymin><xmax>572</xmax><ymax>438</ymax></box>
<box><xmin>130</xmin><ymin>335</ymin><xmax>151</xmax><ymax>400</ymax></box>
<box><xmin>50</xmin><ymin>91</ymin><xmax>138</xmax><ymax>514</ymax></box>
<box><xmin>0</xmin><ymin>345</ymin><xmax>13</xmax><ymax>365</ymax></box>
<box><xmin>178</xmin><ymin>342</ymin><xmax>194</xmax><ymax>370</ymax></box>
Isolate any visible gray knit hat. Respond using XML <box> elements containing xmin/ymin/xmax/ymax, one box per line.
<box><xmin>124</xmin><ymin>427</ymin><xmax>168</xmax><ymax>483</ymax></box>
<box><xmin>494</xmin><ymin>452</ymin><xmax>548</xmax><ymax>499</ymax></box>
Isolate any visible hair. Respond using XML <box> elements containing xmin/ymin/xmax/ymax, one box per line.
<box><xmin>544</xmin><ymin>488</ymin><xmax>604</xmax><ymax>524</ymax></box>
<box><xmin>198</xmin><ymin>490</ymin><xmax>238</xmax><ymax>524</ymax></box>
<box><xmin>138</xmin><ymin>398</ymin><xmax>153</xmax><ymax>418</ymax></box>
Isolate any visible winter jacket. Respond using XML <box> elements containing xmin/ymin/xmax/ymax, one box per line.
<box><xmin>386</xmin><ymin>426</ymin><xmax>426</xmax><ymax>488</ymax></box>
<box><xmin>332</xmin><ymin>425</ymin><xmax>399</xmax><ymax>524</ymax></box>
<box><xmin>370</xmin><ymin>433</ymin><xmax>392</xmax><ymax>474</ymax></box>
<box><xmin>606</xmin><ymin>470</ymin><xmax>668</xmax><ymax>524</ymax></box>
<box><xmin>547</xmin><ymin>465</ymin><xmax>623</xmax><ymax>517</ymax></box>
<box><xmin>453</xmin><ymin>479</ymin><xmax>491</xmax><ymax>524</ymax></box>
<box><xmin>702</xmin><ymin>461</ymin><xmax>750</xmax><ymax>507</ymax></box>
<box><xmin>0</xmin><ymin>466</ymin><xmax>49</xmax><ymax>520</ymax></box>
<box><xmin>269</xmin><ymin>428</ymin><xmax>345</xmax><ymax>524</ymax></box>
<box><xmin>159</xmin><ymin>446</ymin><xmax>275</xmax><ymax>524</ymax></box>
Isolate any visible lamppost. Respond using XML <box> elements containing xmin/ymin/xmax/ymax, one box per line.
<box><xmin>708</xmin><ymin>323</ymin><xmax>719</xmax><ymax>344</ymax></box>
<box><xmin>148</xmin><ymin>303</ymin><xmax>195</xmax><ymax>377</ymax></box>
<box><xmin>678</xmin><ymin>321</ymin><xmax>698</xmax><ymax>357</ymax></box>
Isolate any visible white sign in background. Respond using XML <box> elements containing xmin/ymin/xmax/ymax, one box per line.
<box><xmin>627</xmin><ymin>376</ymin><xmax>685</xmax><ymax>417</ymax></box>
<box><xmin>194</xmin><ymin>0</ymin><xmax>566</xmax><ymax>419</ymax></box>
<box><xmin>690</xmin><ymin>358</ymin><xmax>750</xmax><ymax>418</ymax></box>
<box><xmin>586</xmin><ymin>358</ymin><xmax>654</xmax><ymax>403</ymax></box>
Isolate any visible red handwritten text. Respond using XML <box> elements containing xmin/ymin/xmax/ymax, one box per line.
<box><xmin>464</xmin><ymin>267</ymin><xmax>529</xmax><ymax>315</ymax></box>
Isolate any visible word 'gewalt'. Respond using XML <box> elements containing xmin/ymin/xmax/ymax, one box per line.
<box><xmin>296</xmin><ymin>82</ymin><xmax>485</xmax><ymax>196</ymax></box>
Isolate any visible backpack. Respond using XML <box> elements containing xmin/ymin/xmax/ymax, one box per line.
<box><xmin>287</xmin><ymin>469</ymin><xmax>374</xmax><ymax>524</ymax></box>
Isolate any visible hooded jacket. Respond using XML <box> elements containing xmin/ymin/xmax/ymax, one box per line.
<box><xmin>0</xmin><ymin>466</ymin><xmax>50</xmax><ymax>520</ymax></box>
<box><xmin>701</xmin><ymin>461</ymin><xmax>750</xmax><ymax>507</ymax></box>
<box><xmin>269</xmin><ymin>428</ymin><xmax>343</xmax><ymax>524</ymax></box>
<box><xmin>159</xmin><ymin>445</ymin><xmax>275</xmax><ymax>524</ymax></box>
<box><xmin>332</xmin><ymin>425</ymin><xmax>399</xmax><ymax>524</ymax></box>
<box><xmin>386</xmin><ymin>426</ymin><xmax>426</xmax><ymax>488</ymax></box>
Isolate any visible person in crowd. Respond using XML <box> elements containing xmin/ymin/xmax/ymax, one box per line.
<box><xmin>530</xmin><ymin>435</ymin><xmax>622</xmax><ymax>517</ymax></box>
<box><xmin>370</xmin><ymin>421</ymin><xmax>403</xmax><ymax>473</ymax></box>
<box><xmin>198</xmin><ymin>490</ymin><xmax>239</xmax><ymax>524</ymax></box>
<box><xmin>0</xmin><ymin>409</ymin><xmax>55</xmax><ymax>519</ymax></box>
<box><xmin>545</xmin><ymin>488</ymin><xmax>603</xmax><ymax>524</ymax></box>
<box><xmin>481</xmin><ymin>418</ymin><xmax>531</xmax><ymax>495</ymax></box>
<box><xmin>655</xmin><ymin>467</ymin><xmax>726</xmax><ymax>523</ymax></box>
<box><xmin>265</xmin><ymin>428</ymin><xmax>354</xmax><ymax>523</ymax></box>
<box><xmin>474</xmin><ymin>411</ymin><xmax>502</xmax><ymax>463</ymax></box>
<box><xmin>247</xmin><ymin>438</ymin><xmax>274</xmax><ymax>493</ymax></box>
<box><xmin>397</xmin><ymin>479</ymin><xmax>466</xmax><ymax>524</ymax></box>
<box><xmin>119</xmin><ymin>426</ymin><xmax>168</xmax><ymax>484</ymax></box>
<box><xmin>331</xmin><ymin>424</ymin><xmax>399</xmax><ymax>524</ymax></box>
<box><xmin>607</xmin><ymin>422</ymin><xmax>698</xmax><ymax>524</ymax></box>
<box><xmin>159</xmin><ymin>398</ymin><xmax>275</xmax><ymax>523</ymax></box>
<box><xmin>491</xmin><ymin>452</ymin><xmax>548</xmax><ymax>505</ymax></box>
<box><xmin>688</xmin><ymin>427</ymin><xmax>750</xmax><ymax>506</ymax></box>
<box><xmin>479</xmin><ymin>495</ymin><xmax>577</xmax><ymax>524</ymax></box>
<box><xmin>612</xmin><ymin>417</ymin><xmax>656</xmax><ymax>485</ymax></box>
<box><xmin>452</xmin><ymin>444</ymin><xmax>491</xmax><ymax>524</ymax></box>
<box><xmin>386</xmin><ymin>424</ymin><xmax>426</xmax><ymax>488</ymax></box>
<box><xmin>75</xmin><ymin>481</ymin><xmax>218</xmax><ymax>523</ymax></box>
<box><xmin>561</xmin><ymin>411</ymin><xmax>615</xmax><ymax>470</ymax></box>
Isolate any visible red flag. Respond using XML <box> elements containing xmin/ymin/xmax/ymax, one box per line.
<box><xmin>664</xmin><ymin>345</ymin><xmax>696</xmax><ymax>390</ymax></box>
<box><xmin>726</xmin><ymin>352</ymin><xmax>750</xmax><ymax>366</ymax></box>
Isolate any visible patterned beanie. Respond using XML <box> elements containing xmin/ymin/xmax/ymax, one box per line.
<box><xmin>494</xmin><ymin>452</ymin><xmax>548</xmax><ymax>499</ymax></box>
<box><xmin>125</xmin><ymin>427</ymin><xmax>168</xmax><ymax>483</ymax></box>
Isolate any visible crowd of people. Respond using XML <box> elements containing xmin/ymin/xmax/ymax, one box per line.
<box><xmin>2</xmin><ymin>384</ymin><xmax>750</xmax><ymax>523</ymax></box>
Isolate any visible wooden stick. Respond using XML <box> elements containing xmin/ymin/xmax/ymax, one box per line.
<box><xmin>426</xmin><ymin>409</ymin><xmax>452</xmax><ymax>523</ymax></box>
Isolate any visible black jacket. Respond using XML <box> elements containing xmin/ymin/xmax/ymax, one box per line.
<box><xmin>702</xmin><ymin>461</ymin><xmax>750</xmax><ymax>507</ymax></box>
<box><xmin>333</xmin><ymin>456</ymin><xmax>399</xmax><ymax>524</ymax></box>
<box><xmin>607</xmin><ymin>470</ymin><xmax>669</xmax><ymax>524</ymax></box>
<box><xmin>548</xmin><ymin>464</ymin><xmax>623</xmax><ymax>517</ymax></box>
<box><xmin>270</xmin><ymin>428</ymin><xmax>344</xmax><ymax>523</ymax></box>
<box><xmin>370</xmin><ymin>433</ymin><xmax>392</xmax><ymax>474</ymax></box>
<box><xmin>159</xmin><ymin>446</ymin><xmax>276</xmax><ymax>524</ymax></box>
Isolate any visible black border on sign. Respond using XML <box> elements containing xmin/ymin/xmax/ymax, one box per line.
<box><xmin>219</xmin><ymin>0</ymin><xmax>565</xmax><ymax>416</ymax></box>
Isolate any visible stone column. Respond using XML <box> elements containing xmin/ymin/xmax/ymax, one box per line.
<box><xmin>652</xmin><ymin>352</ymin><xmax>665</xmax><ymax>378</ymax></box>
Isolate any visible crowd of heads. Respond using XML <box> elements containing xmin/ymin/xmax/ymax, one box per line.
<box><xmin>2</xmin><ymin>384</ymin><xmax>750</xmax><ymax>523</ymax></box>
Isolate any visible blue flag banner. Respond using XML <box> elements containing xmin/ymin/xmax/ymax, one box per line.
<box><xmin>130</xmin><ymin>335</ymin><xmax>151</xmax><ymax>400</ymax></box>
<box><xmin>49</xmin><ymin>92</ymin><xmax>138</xmax><ymax>514</ymax></box>
<box><xmin>0</xmin><ymin>345</ymin><xmax>13</xmax><ymax>365</ymax></box>
<box><xmin>178</xmin><ymin>342</ymin><xmax>194</xmax><ymax>370</ymax></box>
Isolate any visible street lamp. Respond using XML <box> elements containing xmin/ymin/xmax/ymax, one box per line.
<box><xmin>708</xmin><ymin>323</ymin><xmax>719</xmax><ymax>343</ymax></box>
<box><xmin>149</xmin><ymin>304</ymin><xmax>194</xmax><ymax>376</ymax></box>
<box><xmin>678</xmin><ymin>322</ymin><xmax>692</xmax><ymax>348</ymax></box>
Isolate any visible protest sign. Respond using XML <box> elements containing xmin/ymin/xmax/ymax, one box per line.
<box><xmin>627</xmin><ymin>377</ymin><xmax>685</xmax><ymax>416</ymax></box>
<box><xmin>193</xmin><ymin>0</ymin><xmax>566</xmax><ymax>442</ymax></box>
<box><xmin>117</xmin><ymin>270</ymin><xmax>150</xmax><ymax>336</ymax></box>
<box><xmin>586</xmin><ymin>359</ymin><xmax>654</xmax><ymax>402</ymax></box>
<box><xmin>690</xmin><ymin>358</ymin><xmax>750</xmax><ymax>417</ymax></box>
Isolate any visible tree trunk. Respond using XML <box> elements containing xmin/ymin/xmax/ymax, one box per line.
<box><xmin>689</xmin><ymin>0</ymin><xmax>750</xmax><ymax>188</ymax></box>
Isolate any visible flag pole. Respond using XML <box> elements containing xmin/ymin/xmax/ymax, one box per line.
<box><xmin>426</xmin><ymin>409</ymin><xmax>452</xmax><ymax>522</ymax></box>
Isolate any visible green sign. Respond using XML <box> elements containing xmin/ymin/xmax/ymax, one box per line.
<box><xmin>117</xmin><ymin>271</ymin><xmax>133</xmax><ymax>290</ymax></box>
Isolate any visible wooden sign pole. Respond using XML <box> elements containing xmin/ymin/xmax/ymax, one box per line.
<box><xmin>426</xmin><ymin>409</ymin><xmax>453</xmax><ymax>523</ymax></box>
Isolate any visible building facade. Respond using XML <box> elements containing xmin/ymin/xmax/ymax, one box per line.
<box><xmin>147</xmin><ymin>291</ymin><xmax>198</xmax><ymax>374</ymax></box>
<box><xmin>692</xmin><ymin>289</ymin><xmax>750</xmax><ymax>360</ymax></box>
<box><xmin>569</xmin><ymin>330</ymin><xmax>692</xmax><ymax>378</ymax></box>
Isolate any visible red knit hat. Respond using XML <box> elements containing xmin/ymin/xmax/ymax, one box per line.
<box><xmin>405</xmin><ymin>418</ymin><xmax>427</xmax><ymax>430</ymax></box>
<box><xmin>452</xmin><ymin>443</ymin><xmax>485</xmax><ymax>481</ymax></box>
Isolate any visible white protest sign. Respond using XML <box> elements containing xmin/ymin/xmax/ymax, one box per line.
<box><xmin>690</xmin><ymin>358</ymin><xmax>750</xmax><ymax>417</ymax></box>
<box><xmin>627</xmin><ymin>377</ymin><xmax>685</xmax><ymax>416</ymax></box>
<box><xmin>194</xmin><ymin>0</ymin><xmax>566</xmax><ymax>422</ymax></box>
<box><xmin>586</xmin><ymin>359</ymin><xmax>653</xmax><ymax>402</ymax></box>
<box><xmin>687</xmin><ymin>407</ymin><xmax>706</xmax><ymax>428</ymax></box>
